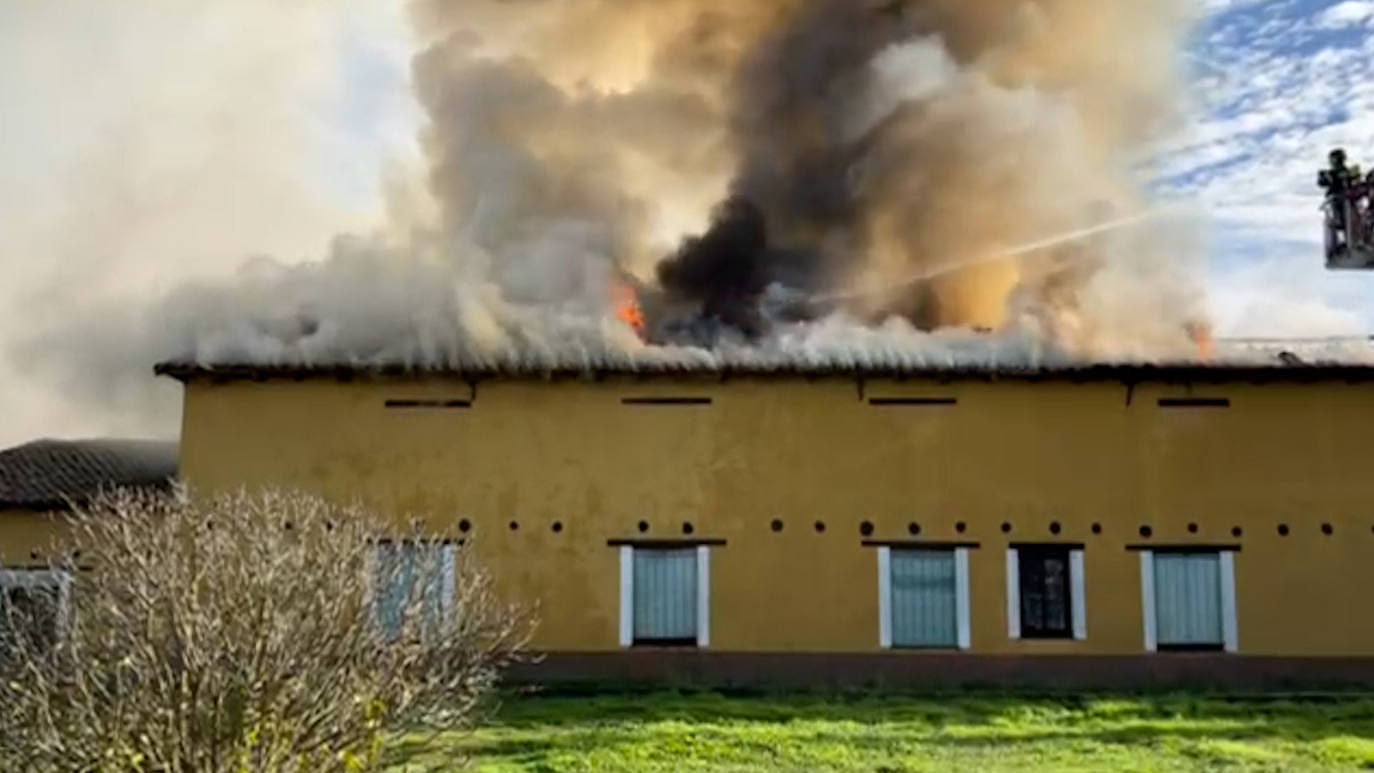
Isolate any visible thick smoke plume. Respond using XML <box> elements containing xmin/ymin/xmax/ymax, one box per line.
<box><xmin>401</xmin><ymin>0</ymin><xmax>1208</xmax><ymax>361</ymax></box>
<box><xmin>8</xmin><ymin>0</ymin><xmax>1243</xmax><ymax>442</ymax></box>
<box><xmin>412</xmin><ymin>0</ymin><xmax>1204</xmax><ymax>362</ymax></box>
<box><xmin>639</xmin><ymin>0</ymin><xmax>1205</xmax><ymax>351</ymax></box>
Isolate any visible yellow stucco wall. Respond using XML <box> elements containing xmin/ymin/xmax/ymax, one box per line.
<box><xmin>170</xmin><ymin>374</ymin><xmax>1374</xmax><ymax>656</ymax></box>
<box><xmin>0</xmin><ymin>509</ymin><xmax>71</xmax><ymax>567</ymax></box>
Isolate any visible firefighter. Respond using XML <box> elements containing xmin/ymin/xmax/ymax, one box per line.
<box><xmin>1319</xmin><ymin>148</ymin><xmax>1361</xmax><ymax>196</ymax></box>
<box><xmin>1364</xmin><ymin>168</ymin><xmax>1374</xmax><ymax>248</ymax></box>
<box><xmin>1320</xmin><ymin>149</ymin><xmax>1363</xmax><ymax>244</ymax></box>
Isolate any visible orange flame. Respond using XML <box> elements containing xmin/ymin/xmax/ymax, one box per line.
<box><xmin>1186</xmin><ymin>321</ymin><xmax>1215</xmax><ymax>361</ymax></box>
<box><xmin>614</xmin><ymin>280</ymin><xmax>646</xmax><ymax>337</ymax></box>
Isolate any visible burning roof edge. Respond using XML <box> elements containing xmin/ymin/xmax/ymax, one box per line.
<box><xmin>153</xmin><ymin>360</ymin><xmax>1374</xmax><ymax>385</ymax></box>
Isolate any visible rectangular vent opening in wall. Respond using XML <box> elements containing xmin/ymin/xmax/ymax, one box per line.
<box><xmin>621</xmin><ymin>397</ymin><xmax>713</xmax><ymax>406</ymax></box>
<box><xmin>1157</xmin><ymin>398</ymin><xmax>1230</xmax><ymax>409</ymax></box>
<box><xmin>385</xmin><ymin>399</ymin><xmax>472</xmax><ymax>409</ymax></box>
<box><xmin>868</xmin><ymin>397</ymin><xmax>958</xmax><ymax>407</ymax></box>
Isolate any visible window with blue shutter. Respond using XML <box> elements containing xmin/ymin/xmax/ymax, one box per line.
<box><xmin>890</xmin><ymin>549</ymin><xmax>958</xmax><ymax>649</ymax></box>
<box><xmin>373</xmin><ymin>541</ymin><xmax>455</xmax><ymax>640</ymax></box>
<box><xmin>1153</xmin><ymin>552</ymin><xmax>1223</xmax><ymax>649</ymax></box>
<box><xmin>632</xmin><ymin>548</ymin><xmax>698</xmax><ymax>645</ymax></box>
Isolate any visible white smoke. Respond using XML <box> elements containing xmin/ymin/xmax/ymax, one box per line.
<box><xmin>0</xmin><ymin>0</ymin><xmax>416</xmax><ymax>446</ymax></box>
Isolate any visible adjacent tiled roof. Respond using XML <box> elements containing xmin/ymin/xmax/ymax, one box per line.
<box><xmin>0</xmin><ymin>439</ymin><xmax>178</xmax><ymax>511</ymax></box>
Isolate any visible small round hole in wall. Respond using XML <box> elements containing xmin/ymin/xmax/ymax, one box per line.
<box><xmin>955</xmin><ymin>522</ymin><xmax>967</xmax><ymax>534</ymax></box>
<box><xmin>1049</xmin><ymin>521</ymin><xmax>1062</xmax><ymax>535</ymax></box>
<box><xmin>1322</xmin><ymin>523</ymin><xmax>1334</xmax><ymax>536</ymax></box>
<box><xmin>1091</xmin><ymin>523</ymin><xmax>1103</xmax><ymax>535</ymax></box>
<box><xmin>1231</xmin><ymin>526</ymin><xmax>1242</xmax><ymax>538</ymax></box>
<box><xmin>908</xmin><ymin>522</ymin><xmax>922</xmax><ymax>536</ymax></box>
<box><xmin>283</xmin><ymin>521</ymin><xmax>294</xmax><ymax>531</ymax></box>
<box><xmin>770</xmin><ymin>519</ymin><xmax>784</xmax><ymax>533</ymax></box>
<box><xmin>637</xmin><ymin>521</ymin><xmax>649</xmax><ymax>533</ymax></box>
<box><xmin>1187</xmin><ymin>523</ymin><xmax>1198</xmax><ymax>534</ymax></box>
<box><xmin>860</xmin><ymin>521</ymin><xmax>874</xmax><ymax>537</ymax></box>
<box><xmin>552</xmin><ymin>521</ymin><xmax>563</xmax><ymax>533</ymax></box>
<box><xmin>814</xmin><ymin>521</ymin><xmax>826</xmax><ymax>534</ymax></box>
<box><xmin>1139</xmin><ymin>525</ymin><xmax>1153</xmax><ymax>538</ymax></box>
<box><xmin>509</xmin><ymin>521</ymin><xmax>519</xmax><ymax>532</ymax></box>
<box><xmin>1278</xmin><ymin>524</ymin><xmax>1289</xmax><ymax>536</ymax></box>
<box><xmin>459</xmin><ymin>519</ymin><xmax>472</xmax><ymax>533</ymax></box>
<box><xmin>29</xmin><ymin>551</ymin><xmax>39</xmax><ymax>560</ymax></box>
<box><xmin>1001</xmin><ymin>522</ymin><xmax>1012</xmax><ymax>534</ymax></box>
<box><xmin>682</xmin><ymin>522</ymin><xmax>695</xmax><ymax>535</ymax></box>
<box><xmin>71</xmin><ymin>550</ymin><xmax>81</xmax><ymax>559</ymax></box>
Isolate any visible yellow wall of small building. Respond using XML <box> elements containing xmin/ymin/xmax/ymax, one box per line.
<box><xmin>171</xmin><ymin>375</ymin><xmax>1374</xmax><ymax>656</ymax></box>
<box><xmin>0</xmin><ymin>509</ymin><xmax>71</xmax><ymax>567</ymax></box>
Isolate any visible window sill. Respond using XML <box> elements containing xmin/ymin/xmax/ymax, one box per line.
<box><xmin>631</xmin><ymin>639</ymin><xmax>700</xmax><ymax>650</ymax></box>
<box><xmin>1155</xmin><ymin>644</ymin><xmax>1227</xmax><ymax>653</ymax></box>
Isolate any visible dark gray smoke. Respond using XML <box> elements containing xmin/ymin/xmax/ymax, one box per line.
<box><xmin>656</xmin><ymin>197</ymin><xmax>772</xmax><ymax>337</ymax></box>
<box><xmin>652</xmin><ymin>1</ymin><xmax>903</xmax><ymax>336</ymax></box>
<box><xmin>648</xmin><ymin>0</ymin><xmax>1202</xmax><ymax>344</ymax></box>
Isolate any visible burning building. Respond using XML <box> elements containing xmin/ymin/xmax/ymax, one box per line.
<box><xmin>7</xmin><ymin>1</ymin><xmax>1368</xmax><ymax>688</ymax></box>
<box><xmin>140</xmin><ymin>359</ymin><xmax>1374</xmax><ymax>688</ymax></box>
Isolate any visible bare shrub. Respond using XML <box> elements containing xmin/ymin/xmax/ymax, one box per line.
<box><xmin>0</xmin><ymin>488</ymin><xmax>531</xmax><ymax>772</ymax></box>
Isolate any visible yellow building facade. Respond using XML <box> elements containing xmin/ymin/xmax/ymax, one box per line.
<box><xmin>159</xmin><ymin>364</ymin><xmax>1374</xmax><ymax>687</ymax></box>
<box><xmin>0</xmin><ymin>511</ymin><xmax>66</xmax><ymax>567</ymax></box>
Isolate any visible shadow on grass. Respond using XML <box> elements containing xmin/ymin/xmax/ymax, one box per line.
<box><xmin>386</xmin><ymin>691</ymin><xmax>1374</xmax><ymax>770</ymax></box>
<box><xmin>447</xmin><ymin>722</ymin><xmax>1369</xmax><ymax>760</ymax></box>
<box><xmin>486</xmin><ymin>690</ymin><xmax>1374</xmax><ymax>729</ymax></box>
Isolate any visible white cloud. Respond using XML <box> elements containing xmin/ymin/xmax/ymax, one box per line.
<box><xmin>1317</xmin><ymin>0</ymin><xmax>1374</xmax><ymax>27</ymax></box>
<box><xmin>1153</xmin><ymin>0</ymin><xmax>1374</xmax><ymax>336</ymax></box>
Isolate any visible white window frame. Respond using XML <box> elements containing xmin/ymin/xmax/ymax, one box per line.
<box><xmin>1140</xmin><ymin>550</ymin><xmax>1238</xmax><ymax>653</ymax></box>
<box><xmin>877</xmin><ymin>546</ymin><xmax>971</xmax><ymax>651</ymax></box>
<box><xmin>0</xmin><ymin>569</ymin><xmax>74</xmax><ymax>640</ymax></box>
<box><xmin>618</xmin><ymin>545</ymin><xmax>711</xmax><ymax>649</ymax></box>
<box><xmin>440</xmin><ymin>542</ymin><xmax>457</xmax><ymax>622</ymax></box>
<box><xmin>1006</xmin><ymin>547</ymin><xmax>1087</xmax><ymax>641</ymax></box>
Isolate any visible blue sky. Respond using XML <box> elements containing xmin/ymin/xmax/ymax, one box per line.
<box><xmin>1163</xmin><ymin>0</ymin><xmax>1374</xmax><ymax>335</ymax></box>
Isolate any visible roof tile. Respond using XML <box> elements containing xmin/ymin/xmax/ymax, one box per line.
<box><xmin>0</xmin><ymin>439</ymin><xmax>178</xmax><ymax>510</ymax></box>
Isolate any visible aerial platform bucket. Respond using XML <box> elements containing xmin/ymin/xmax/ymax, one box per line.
<box><xmin>1325</xmin><ymin>197</ymin><xmax>1374</xmax><ymax>269</ymax></box>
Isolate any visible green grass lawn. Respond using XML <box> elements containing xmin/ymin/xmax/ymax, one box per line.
<box><xmin>388</xmin><ymin>691</ymin><xmax>1374</xmax><ymax>772</ymax></box>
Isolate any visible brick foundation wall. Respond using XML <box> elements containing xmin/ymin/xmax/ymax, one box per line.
<box><xmin>509</xmin><ymin>652</ymin><xmax>1374</xmax><ymax>691</ymax></box>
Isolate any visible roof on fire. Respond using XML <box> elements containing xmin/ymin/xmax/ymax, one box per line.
<box><xmin>0</xmin><ymin>438</ymin><xmax>178</xmax><ymax>511</ymax></box>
